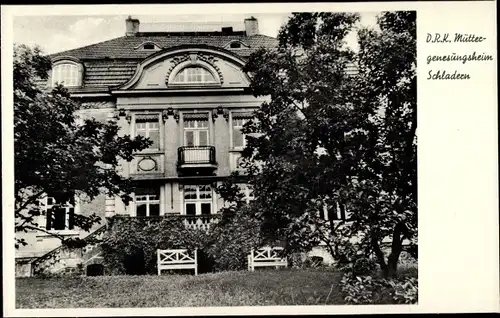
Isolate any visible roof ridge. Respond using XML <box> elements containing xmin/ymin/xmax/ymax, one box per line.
<box><xmin>47</xmin><ymin>33</ymin><xmax>278</xmax><ymax>60</ymax></box>
<box><xmin>249</xmin><ymin>34</ymin><xmax>277</xmax><ymax>39</ymax></box>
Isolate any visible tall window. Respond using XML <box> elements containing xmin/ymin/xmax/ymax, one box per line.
<box><xmin>184</xmin><ymin>185</ymin><xmax>212</xmax><ymax>216</ymax></box>
<box><xmin>322</xmin><ymin>203</ymin><xmax>349</xmax><ymax>221</ymax></box>
<box><xmin>40</xmin><ymin>197</ymin><xmax>75</xmax><ymax>231</ymax></box>
<box><xmin>184</xmin><ymin>118</ymin><xmax>209</xmax><ymax>147</ymax></box>
<box><xmin>239</xmin><ymin>184</ymin><xmax>254</xmax><ymax>204</ymax></box>
<box><xmin>173</xmin><ymin>67</ymin><xmax>216</xmax><ymax>84</ymax></box>
<box><xmin>231</xmin><ymin>118</ymin><xmax>248</xmax><ymax>149</ymax></box>
<box><xmin>136</xmin><ymin>119</ymin><xmax>160</xmax><ymax>149</ymax></box>
<box><xmin>52</xmin><ymin>63</ymin><xmax>80</xmax><ymax>87</ymax></box>
<box><xmin>135</xmin><ymin>188</ymin><xmax>160</xmax><ymax>217</ymax></box>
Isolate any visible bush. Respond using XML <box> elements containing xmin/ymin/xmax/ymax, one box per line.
<box><xmin>340</xmin><ymin>274</ymin><xmax>418</xmax><ymax>304</ymax></box>
<box><xmin>205</xmin><ymin>210</ymin><xmax>263</xmax><ymax>271</ymax></box>
<box><xmin>290</xmin><ymin>254</ymin><xmax>330</xmax><ymax>269</ymax></box>
<box><xmin>335</xmin><ymin>242</ymin><xmax>378</xmax><ymax>276</ymax></box>
<box><xmin>100</xmin><ymin>212</ymin><xmax>266</xmax><ymax>274</ymax></box>
<box><xmin>101</xmin><ymin>216</ymin><xmax>210</xmax><ymax>275</ymax></box>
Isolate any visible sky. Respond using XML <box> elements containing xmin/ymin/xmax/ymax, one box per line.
<box><xmin>13</xmin><ymin>13</ymin><xmax>379</xmax><ymax>55</ymax></box>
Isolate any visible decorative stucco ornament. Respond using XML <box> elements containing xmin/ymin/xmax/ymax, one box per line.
<box><xmin>138</xmin><ymin>156</ymin><xmax>157</xmax><ymax>171</ymax></box>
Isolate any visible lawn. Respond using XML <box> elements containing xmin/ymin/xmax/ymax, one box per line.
<box><xmin>16</xmin><ymin>269</ymin><xmax>345</xmax><ymax>308</ymax></box>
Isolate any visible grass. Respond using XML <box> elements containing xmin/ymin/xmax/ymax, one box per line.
<box><xmin>16</xmin><ymin>269</ymin><xmax>345</xmax><ymax>308</ymax></box>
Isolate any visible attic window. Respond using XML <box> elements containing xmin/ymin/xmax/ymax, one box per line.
<box><xmin>134</xmin><ymin>42</ymin><xmax>161</xmax><ymax>51</ymax></box>
<box><xmin>51</xmin><ymin>62</ymin><xmax>82</xmax><ymax>87</ymax></box>
<box><xmin>173</xmin><ymin>67</ymin><xmax>216</xmax><ymax>84</ymax></box>
<box><xmin>230</xmin><ymin>42</ymin><xmax>242</xmax><ymax>49</ymax></box>
<box><xmin>225</xmin><ymin>40</ymin><xmax>248</xmax><ymax>50</ymax></box>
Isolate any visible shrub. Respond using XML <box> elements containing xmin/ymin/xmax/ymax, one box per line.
<box><xmin>100</xmin><ymin>216</ymin><xmax>210</xmax><ymax>275</ymax></box>
<box><xmin>340</xmin><ymin>274</ymin><xmax>418</xmax><ymax>304</ymax></box>
<box><xmin>335</xmin><ymin>242</ymin><xmax>378</xmax><ymax>277</ymax></box>
<box><xmin>205</xmin><ymin>210</ymin><xmax>263</xmax><ymax>271</ymax></box>
<box><xmin>290</xmin><ymin>254</ymin><xmax>329</xmax><ymax>269</ymax></box>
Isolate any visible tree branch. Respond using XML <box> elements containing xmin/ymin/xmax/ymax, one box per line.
<box><xmin>23</xmin><ymin>225</ymin><xmax>66</xmax><ymax>241</ymax></box>
<box><xmin>15</xmin><ymin>189</ymin><xmax>46</xmax><ymax>214</ymax></box>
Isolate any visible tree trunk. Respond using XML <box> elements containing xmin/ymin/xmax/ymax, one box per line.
<box><xmin>383</xmin><ymin>221</ymin><xmax>406</xmax><ymax>278</ymax></box>
<box><xmin>327</xmin><ymin>203</ymin><xmax>339</xmax><ymax>259</ymax></box>
<box><xmin>370</xmin><ymin>232</ymin><xmax>387</xmax><ymax>272</ymax></box>
<box><xmin>384</xmin><ymin>252</ymin><xmax>400</xmax><ymax>277</ymax></box>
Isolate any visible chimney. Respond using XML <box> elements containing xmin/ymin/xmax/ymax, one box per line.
<box><xmin>126</xmin><ymin>16</ymin><xmax>140</xmax><ymax>36</ymax></box>
<box><xmin>221</xmin><ymin>26</ymin><xmax>233</xmax><ymax>35</ymax></box>
<box><xmin>244</xmin><ymin>16</ymin><xmax>259</xmax><ymax>36</ymax></box>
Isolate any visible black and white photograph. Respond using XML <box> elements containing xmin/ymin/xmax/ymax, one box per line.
<box><xmin>2</xmin><ymin>2</ymin><xmax>498</xmax><ymax>315</ymax></box>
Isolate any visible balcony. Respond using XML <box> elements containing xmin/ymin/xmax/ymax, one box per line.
<box><xmin>177</xmin><ymin>146</ymin><xmax>217</xmax><ymax>174</ymax></box>
<box><xmin>113</xmin><ymin>214</ymin><xmax>221</xmax><ymax>231</ymax></box>
<box><xmin>182</xmin><ymin>214</ymin><xmax>220</xmax><ymax>231</ymax></box>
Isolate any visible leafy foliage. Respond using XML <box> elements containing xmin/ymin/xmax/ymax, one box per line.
<box><xmin>206</xmin><ymin>208</ymin><xmax>263</xmax><ymax>271</ymax></box>
<box><xmin>207</xmin><ymin>176</ymin><xmax>266</xmax><ymax>271</ymax></box>
<box><xmin>100</xmin><ymin>216</ymin><xmax>210</xmax><ymax>275</ymax></box>
<box><xmin>14</xmin><ymin>44</ymin><xmax>150</xmax><ymax>247</ymax></box>
<box><xmin>240</xmin><ymin>11</ymin><xmax>417</xmax><ymax>277</ymax></box>
<box><xmin>340</xmin><ymin>274</ymin><xmax>418</xmax><ymax>304</ymax></box>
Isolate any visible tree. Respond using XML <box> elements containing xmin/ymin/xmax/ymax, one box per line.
<box><xmin>239</xmin><ymin>11</ymin><xmax>416</xmax><ymax>277</ymax></box>
<box><xmin>14</xmin><ymin>44</ymin><xmax>150</xmax><ymax>248</ymax></box>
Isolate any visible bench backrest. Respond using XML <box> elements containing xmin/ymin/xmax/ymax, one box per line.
<box><xmin>157</xmin><ymin>249</ymin><xmax>196</xmax><ymax>265</ymax></box>
<box><xmin>252</xmin><ymin>247</ymin><xmax>285</xmax><ymax>262</ymax></box>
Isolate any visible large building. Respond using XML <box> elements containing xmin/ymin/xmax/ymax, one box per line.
<box><xmin>16</xmin><ymin>16</ymin><xmax>344</xmax><ymax>277</ymax></box>
<box><xmin>15</xmin><ymin>16</ymin><xmax>281</xmax><ymax>276</ymax></box>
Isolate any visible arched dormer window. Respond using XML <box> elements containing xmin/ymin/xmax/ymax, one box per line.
<box><xmin>165</xmin><ymin>54</ymin><xmax>223</xmax><ymax>88</ymax></box>
<box><xmin>134</xmin><ymin>41</ymin><xmax>162</xmax><ymax>52</ymax></box>
<box><xmin>230</xmin><ymin>42</ymin><xmax>242</xmax><ymax>49</ymax></box>
<box><xmin>51</xmin><ymin>61</ymin><xmax>83</xmax><ymax>87</ymax></box>
<box><xmin>224</xmin><ymin>40</ymin><xmax>249</xmax><ymax>50</ymax></box>
<box><xmin>172</xmin><ymin>66</ymin><xmax>216</xmax><ymax>84</ymax></box>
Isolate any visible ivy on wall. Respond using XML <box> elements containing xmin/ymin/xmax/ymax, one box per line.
<box><xmin>100</xmin><ymin>212</ymin><xmax>265</xmax><ymax>275</ymax></box>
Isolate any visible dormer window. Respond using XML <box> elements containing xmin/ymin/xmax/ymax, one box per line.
<box><xmin>230</xmin><ymin>42</ymin><xmax>242</xmax><ymax>49</ymax></box>
<box><xmin>173</xmin><ymin>66</ymin><xmax>216</xmax><ymax>84</ymax></box>
<box><xmin>134</xmin><ymin>42</ymin><xmax>162</xmax><ymax>51</ymax></box>
<box><xmin>51</xmin><ymin>62</ymin><xmax>82</xmax><ymax>87</ymax></box>
<box><xmin>225</xmin><ymin>40</ymin><xmax>249</xmax><ymax>50</ymax></box>
<box><xmin>166</xmin><ymin>55</ymin><xmax>223</xmax><ymax>87</ymax></box>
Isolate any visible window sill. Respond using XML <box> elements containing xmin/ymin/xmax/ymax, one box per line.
<box><xmin>37</xmin><ymin>230</ymin><xmax>79</xmax><ymax>237</ymax></box>
<box><xmin>229</xmin><ymin>149</ymin><xmax>244</xmax><ymax>153</ymax></box>
<box><xmin>167</xmin><ymin>83</ymin><xmax>221</xmax><ymax>88</ymax></box>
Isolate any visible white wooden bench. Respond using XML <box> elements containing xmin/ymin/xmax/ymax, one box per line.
<box><xmin>157</xmin><ymin>249</ymin><xmax>198</xmax><ymax>276</ymax></box>
<box><xmin>247</xmin><ymin>246</ymin><xmax>288</xmax><ymax>271</ymax></box>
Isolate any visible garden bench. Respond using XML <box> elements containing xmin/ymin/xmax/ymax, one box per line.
<box><xmin>247</xmin><ymin>246</ymin><xmax>288</xmax><ymax>271</ymax></box>
<box><xmin>157</xmin><ymin>249</ymin><xmax>198</xmax><ymax>275</ymax></box>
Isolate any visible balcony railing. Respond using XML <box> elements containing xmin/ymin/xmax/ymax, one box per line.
<box><xmin>177</xmin><ymin>146</ymin><xmax>217</xmax><ymax>167</ymax></box>
<box><xmin>114</xmin><ymin>214</ymin><xmax>221</xmax><ymax>231</ymax></box>
<box><xmin>183</xmin><ymin>215</ymin><xmax>219</xmax><ymax>231</ymax></box>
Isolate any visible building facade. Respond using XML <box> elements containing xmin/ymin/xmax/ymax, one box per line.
<box><xmin>15</xmin><ymin>16</ymin><xmax>343</xmax><ymax>276</ymax></box>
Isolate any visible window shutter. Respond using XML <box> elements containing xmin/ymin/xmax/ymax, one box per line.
<box><xmin>46</xmin><ymin>208</ymin><xmax>53</xmax><ymax>230</ymax></box>
<box><xmin>78</xmin><ymin>65</ymin><xmax>83</xmax><ymax>86</ymax></box>
<box><xmin>339</xmin><ymin>203</ymin><xmax>347</xmax><ymax>220</ymax></box>
<box><xmin>68</xmin><ymin>208</ymin><xmax>75</xmax><ymax>230</ymax></box>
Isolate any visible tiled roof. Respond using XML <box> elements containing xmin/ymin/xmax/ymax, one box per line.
<box><xmin>84</xmin><ymin>60</ymin><xmax>138</xmax><ymax>87</ymax></box>
<box><xmin>45</xmin><ymin>33</ymin><xmax>278</xmax><ymax>91</ymax></box>
<box><xmin>49</xmin><ymin>33</ymin><xmax>278</xmax><ymax>60</ymax></box>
